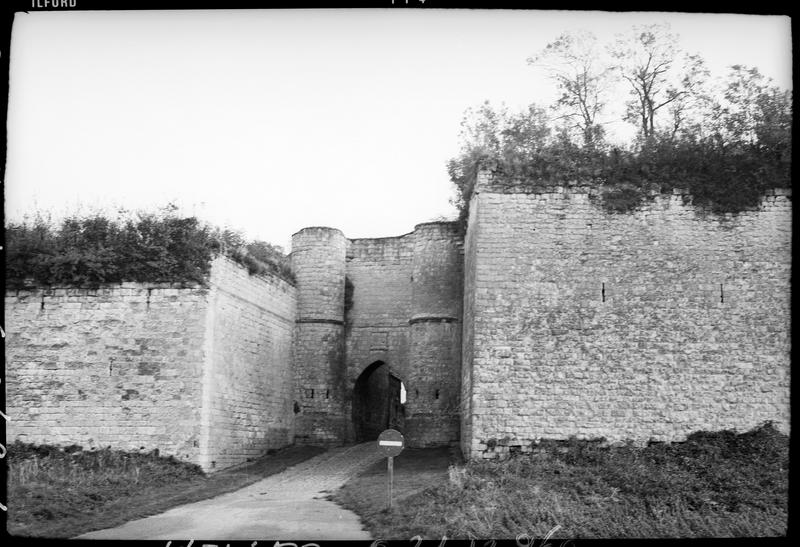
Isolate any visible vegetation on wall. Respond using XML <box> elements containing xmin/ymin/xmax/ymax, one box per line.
<box><xmin>448</xmin><ymin>24</ymin><xmax>792</xmax><ymax>218</ymax></box>
<box><xmin>5</xmin><ymin>205</ymin><xmax>295</xmax><ymax>288</ymax></box>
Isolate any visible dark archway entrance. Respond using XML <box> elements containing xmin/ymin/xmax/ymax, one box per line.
<box><xmin>352</xmin><ymin>361</ymin><xmax>405</xmax><ymax>441</ymax></box>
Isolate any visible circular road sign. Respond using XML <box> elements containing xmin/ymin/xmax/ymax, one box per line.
<box><xmin>377</xmin><ymin>429</ymin><xmax>404</xmax><ymax>457</ymax></box>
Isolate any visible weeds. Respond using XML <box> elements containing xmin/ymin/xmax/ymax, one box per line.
<box><xmin>336</xmin><ymin>423</ymin><xmax>788</xmax><ymax>539</ymax></box>
<box><xmin>7</xmin><ymin>441</ymin><xmax>323</xmax><ymax>538</ymax></box>
<box><xmin>8</xmin><ymin>442</ymin><xmax>205</xmax><ymax>526</ymax></box>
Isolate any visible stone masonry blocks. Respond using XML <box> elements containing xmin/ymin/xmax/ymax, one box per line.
<box><xmin>292</xmin><ymin>222</ymin><xmax>465</xmax><ymax>449</ymax></box>
<box><xmin>406</xmin><ymin>222</ymin><xmax>464</xmax><ymax>447</ymax></box>
<box><xmin>290</xmin><ymin>227</ymin><xmax>348</xmax><ymax>444</ymax></box>
<box><xmin>462</xmin><ymin>181</ymin><xmax>791</xmax><ymax>459</ymax></box>
<box><xmin>200</xmin><ymin>256</ymin><xmax>297</xmax><ymax>470</ymax></box>
<box><xmin>5</xmin><ymin>283</ymin><xmax>208</xmax><ymax>462</ymax></box>
<box><xmin>8</xmin><ymin>177</ymin><xmax>789</xmax><ymax>466</ymax></box>
<box><xmin>6</xmin><ymin>256</ymin><xmax>297</xmax><ymax>472</ymax></box>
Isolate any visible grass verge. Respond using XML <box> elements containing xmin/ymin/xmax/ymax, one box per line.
<box><xmin>333</xmin><ymin>424</ymin><xmax>788</xmax><ymax>539</ymax></box>
<box><xmin>7</xmin><ymin>442</ymin><xmax>325</xmax><ymax>538</ymax></box>
<box><xmin>332</xmin><ymin>446</ymin><xmax>455</xmax><ymax>510</ymax></box>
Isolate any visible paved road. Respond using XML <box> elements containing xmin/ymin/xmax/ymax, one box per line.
<box><xmin>77</xmin><ymin>442</ymin><xmax>384</xmax><ymax>540</ymax></box>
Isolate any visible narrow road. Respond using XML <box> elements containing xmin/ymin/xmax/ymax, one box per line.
<box><xmin>77</xmin><ymin>442</ymin><xmax>384</xmax><ymax>540</ymax></box>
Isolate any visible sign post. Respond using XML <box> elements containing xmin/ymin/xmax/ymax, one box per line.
<box><xmin>377</xmin><ymin>428</ymin><xmax>404</xmax><ymax>511</ymax></box>
<box><xmin>387</xmin><ymin>454</ymin><xmax>393</xmax><ymax>510</ymax></box>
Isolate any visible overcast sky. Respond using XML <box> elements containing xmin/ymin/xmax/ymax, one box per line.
<box><xmin>4</xmin><ymin>10</ymin><xmax>792</xmax><ymax>250</ymax></box>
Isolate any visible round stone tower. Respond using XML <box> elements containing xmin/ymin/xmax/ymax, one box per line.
<box><xmin>290</xmin><ymin>227</ymin><xmax>348</xmax><ymax>445</ymax></box>
<box><xmin>406</xmin><ymin>222</ymin><xmax>464</xmax><ymax>447</ymax></box>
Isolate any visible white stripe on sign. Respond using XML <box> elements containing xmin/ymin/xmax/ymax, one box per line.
<box><xmin>379</xmin><ymin>440</ymin><xmax>403</xmax><ymax>446</ymax></box>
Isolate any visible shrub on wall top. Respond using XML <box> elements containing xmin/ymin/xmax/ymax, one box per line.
<box><xmin>449</xmin><ymin>62</ymin><xmax>791</xmax><ymax>217</ymax></box>
<box><xmin>5</xmin><ymin>207</ymin><xmax>295</xmax><ymax>288</ymax></box>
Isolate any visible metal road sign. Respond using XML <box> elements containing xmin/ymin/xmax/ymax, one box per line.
<box><xmin>377</xmin><ymin>428</ymin><xmax>404</xmax><ymax>457</ymax></box>
<box><xmin>378</xmin><ymin>428</ymin><xmax>404</xmax><ymax>510</ymax></box>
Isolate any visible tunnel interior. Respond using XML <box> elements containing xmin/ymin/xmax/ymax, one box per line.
<box><xmin>352</xmin><ymin>360</ymin><xmax>405</xmax><ymax>441</ymax></box>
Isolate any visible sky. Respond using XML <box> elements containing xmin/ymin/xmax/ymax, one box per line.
<box><xmin>4</xmin><ymin>9</ymin><xmax>792</xmax><ymax>250</ymax></box>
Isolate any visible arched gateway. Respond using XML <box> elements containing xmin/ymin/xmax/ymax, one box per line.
<box><xmin>289</xmin><ymin>223</ymin><xmax>464</xmax><ymax>447</ymax></box>
<box><xmin>352</xmin><ymin>361</ymin><xmax>404</xmax><ymax>441</ymax></box>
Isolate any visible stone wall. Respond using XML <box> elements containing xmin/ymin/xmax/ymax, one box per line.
<box><xmin>291</xmin><ymin>227</ymin><xmax>349</xmax><ymax>445</ymax></box>
<box><xmin>5</xmin><ymin>256</ymin><xmax>298</xmax><ymax>471</ymax></box>
<box><xmin>12</xmin><ymin>172</ymin><xmax>786</xmax><ymax>465</ymax></box>
<box><xmin>5</xmin><ymin>283</ymin><xmax>208</xmax><ymax>462</ymax></box>
<box><xmin>462</xmin><ymin>175</ymin><xmax>792</xmax><ymax>459</ymax></box>
<box><xmin>199</xmin><ymin>256</ymin><xmax>297</xmax><ymax>470</ymax></box>
<box><xmin>345</xmin><ymin>234</ymin><xmax>414</xmax><ymax>407</ymax></box>
<box><xmin>290</xmin><ymin>223</ymin><xmax>464</xmax><ymax>448</ymax></box>
<box><xmin>406</xmin><ymin>223</ymin><xmax>463</xmax><ymax>446</ymax></box>
<box><xmin>460</xmin><ymin>203</ymin><xmax>480</xmax><ymax>458</ymax></box>
<box><xmin>344</xmin><ymin>224</ymin><xmax>464</xmax><ymax>447</ymax></box>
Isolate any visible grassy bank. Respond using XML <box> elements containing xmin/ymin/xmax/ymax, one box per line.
<box><xmin>7</xmin><ymin>442</ymin><xmax>325</xmax><ymax>538</ymax></box>
<box><xmin>333</xmin><ymin>424</ymin><xmax>789</xmax><ymax>539</ymax></box>
<box><xmin>331</xmin><ymin>447</ymin><xmax>455</xmax><ymax>511</ymax></box>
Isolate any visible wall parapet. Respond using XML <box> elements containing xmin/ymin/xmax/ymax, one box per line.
<box><xmin>470</xmin><ymin>169</ymin><xmax>792</xmax><ymax>213</ymax></box>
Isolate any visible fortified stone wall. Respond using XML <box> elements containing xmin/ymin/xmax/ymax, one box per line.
<box><xmin>343</xmin><ymin>223</ymin><xmax>464</xmax><ymax>447</ymax></box>
<box><xmin>200</xmin><ymin>256</ymin><xmax>297</xmax><ymax>470</ymax></box>
<box><xmin>345</xmin><ymin>235</ymin><xmax>414</xmax><ymax>381</ymax></box>
<box><xmin>291</xmin><ymin>227</ymin><xmax>349</xmax><ymax>445</ymax></box>
<box><xmin>460</xmin><ymin>203</ymin><xmax>480</xmax><ymax>458</ymax></box>
<box><xmin>5</xmin><ymin>256</ymin><xmax>298</xmax><ymax>472</ymax></box>
<box><xmin>5</xmin><ymin>282</ymin><xmax>208</xmax><ymax>462</ymax></box>
<box><xmin>10</xmin><ymin>172</ymin><xmax>786</xmax><ymax>465</ymax></box>
<box><xmin>406</xmin><ymin>223</ymin><xmax>463</xmax><ymax>446</ymax></box>
<box><xmin>291</xmin><ymin>223</ymin><xmax>464</xmax><ymax>448</ymax></box>
<box><xmin>345</xmin><ymin>235</ymin><xmax>414</xmax><ymax>441</ymax></box>
<box><xmin>462</xmin><ymin>173</ymin><xmax>792</xmax><ymax>459</ymax></box>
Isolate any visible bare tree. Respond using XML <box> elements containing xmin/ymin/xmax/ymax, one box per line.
<box><xmin>608</xmin><ymin>23</ymin><xmax>708</xmax><ymax>141</ymax></box>
<box><xmin>528</xmin><ymin>30</ymin><xmax>612</xmax><ymax>147</ymax></box>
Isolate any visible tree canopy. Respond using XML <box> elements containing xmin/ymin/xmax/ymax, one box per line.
<box><xmin>448</xmin><ymin>23</ymin><xmax>791</xmax><ymax>217</ymax></box>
